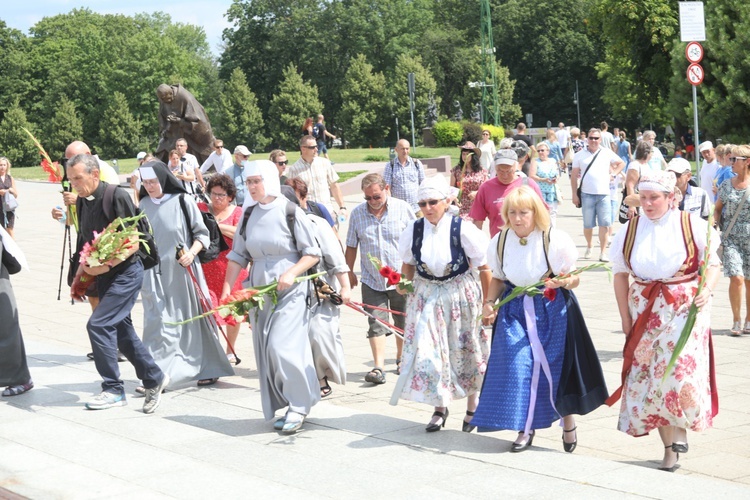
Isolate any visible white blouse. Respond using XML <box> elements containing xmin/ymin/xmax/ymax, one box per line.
<box><xmin>487</xmin><ymin>228</ymin><xmax>578</xmax><ymax>286</ymax></box>
<box><xmin>610</xmin><ymin>209</ymin><xmax>719</xmax><ymax>280</ymax></box>
<box><xmin>399</xmin><ymin>213</ymin><xmax>489</xmax><ymax>277</ymax></box>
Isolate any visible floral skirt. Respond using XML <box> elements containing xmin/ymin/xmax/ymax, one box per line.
<box><xmin>390</xmin><ymin>272</ymin><xmax>489</xmax><ymax>407</ymax></box>
<box><xmin>618</xmin><ymin>279</ymin><xmax>715</xmax><ymax>436</ymax></box>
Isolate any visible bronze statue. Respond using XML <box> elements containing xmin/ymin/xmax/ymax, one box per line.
<box><xmin>155</xmin><ymin>84</ymin><xmax>215</xmax><ymax>164</ymax></box>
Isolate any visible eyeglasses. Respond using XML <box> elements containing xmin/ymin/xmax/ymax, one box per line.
<box><xmin>417</xmin><ymin>199</ymin><xmax>442</xmax><ymax>208</ymax></box>
<box><xmin>364</xmin><ymin>194</ymin><xmax>382</xmax><ymax>201</ymax></box>
<box><xmin>729</xmin><ymin>157</ymin><xmax>747</xmax><ymax>163</ymax></box>
<box><xmin>588</xmin><ymin>136</ymin><xmax>601</xmax><ymax>141</ymax></box>
<box><xmin>302</xmin><ymin>145</ymin><xmax>318</xmax><ymax>150</ymax></box>
<box><xmin>245</xmin><ymin>178</ymin><xmax>263</xmax><ymax>186</ymax></box>
<box><xmin>210</xmin><ymin>192</ymin><xmax>228</xmax><ymax>198</ymax></box>
<box><xmin>537</xmin><ymin>149</ymin><xmax>549</xmax><ymax>153</ymax></box>
<box><xmin>276</xmin><ymin>160</ymin><xmax>288</xmax><ymax>166</ymax></box>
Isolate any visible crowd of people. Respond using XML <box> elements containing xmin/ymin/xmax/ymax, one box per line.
<box><xmin>1</xmin><ymin>120</ymin><xmax>743</xmax><ymax>474</ymax></box>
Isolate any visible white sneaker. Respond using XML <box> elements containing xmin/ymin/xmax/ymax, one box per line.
<box><xmin>584</xmin><ymin>247</ymin><xmax>593</xmax><ymax>259</ymax></box>
<box><xmin>600</xmin><ymin>252</ymin><xmax>610</xmax><ymax>262</ymax></box>
<box><xmin>85</xmin><ymin>391</ymin><xmax>127</xmax><ymax>410</ymax></box>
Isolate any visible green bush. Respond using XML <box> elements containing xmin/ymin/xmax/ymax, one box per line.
<box><xmin>482</xmin><ymin>124</ymin><xmax>505</xmax><ymax>144</ymax></box>
<box><xmin>363</xmin><ymin>154</ymin><xmax>388</xmax><ymax>162</ymax></box>
<box><xmin>462</xmin><ymin>122</ymin><xmax>483</xmax><ymax>144</ymax></box>
<box><xmin>433</xmin><ymin>120</ymin><xmax>463</xmax><ymax>147</ymax></box>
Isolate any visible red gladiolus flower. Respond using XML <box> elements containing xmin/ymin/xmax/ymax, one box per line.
<box><xmin>387</xmin><ymin>271</ymin><xmax>402</xmax><ymax>286</ymax></box>
<box><xmin>380</xmin><ymin>266</ymin><xmax>394</xmax><ymax>278</ymax></box>
<box><xmin>542</xmin><ymin>287</ymin><xmax>557</xmax><ymax>301</ymax></box>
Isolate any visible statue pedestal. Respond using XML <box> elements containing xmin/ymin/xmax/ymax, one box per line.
<box><xmin>422</xmin><ymin>127</ymin><xmax>436</xmax><ymax>147</ymax></box>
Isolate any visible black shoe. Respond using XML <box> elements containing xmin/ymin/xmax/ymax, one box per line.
<box><xmin>117</xmin><ymin>351</ymin><xmax>127</xmax><ymax>362</ymax></box>
<box><xmin>563</xmin><ymin>426</ymin><xmax>577</xmax><ymax>453</ymax></box>
<box><xmin>658</xmin><ymin>445</ymin><xmax>680</xmax><ymax>472</ymax></box>
<box><xmin>671</xmin><ymin>442</ymin><xmax>688</xmax><ymax>454</ymax></box>
<box><xmin>86</xmin><ymin>352</ymin><xmax>95</xmax><ymax>360</ymax></box>
<box><xmin>462</xmin><ymin>410</ymin><xmax>476</xmax><ymax>433</ymax></box>
<box><xmin>426</xmin><ymin>408</ymin><xmax>449</xmax><ymax>432</ymax></box>
<box><xmin>511</xmin><ymin>431</ymin><xmax>535</xmax><ymax>452</ymax></box>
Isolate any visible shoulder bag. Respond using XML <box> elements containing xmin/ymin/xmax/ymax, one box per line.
<box><xmin>575</xmin><ymin>150</ymin><xmax>602</xmax><ymax>208</ymax></box>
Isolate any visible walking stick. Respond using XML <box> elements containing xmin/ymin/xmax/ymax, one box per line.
<box><xmin>178</xmin><ymin>247</ymin><xmax>241</xmax><ymax>365</ymax></box>
<box><xmin>57</xmin><ymin>223</ymin><xmax>72</xmax><ymax>302</ymax></box>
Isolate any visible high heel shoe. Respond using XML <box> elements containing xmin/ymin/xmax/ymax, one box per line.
<box><xmin>658</xmin><ymin>445</ymin><xmax>680</xmax><ymax>472</ymax></box>
<box><xmin>462</xmin><ymin>410</ymin><xmax>476</xmax><ymax>433</ymax></box>
<box><xmin>425</xmin><ymin>408</ymin><xmax>449</xmax><ymax>432</ymax></box>
<box><xmin>511</xmin><ymin>430</ymin><xmax>535</xmax><ymax>452</ymax></box>
<box><xmin>671</xmin><ymin>442</ymin><xmax>689</xmax><ymax>454</ymax></box>
<box><xmin>562</xmin><ymin>426</ymin><xmax>577</xmax><ymax>453</ymax></box>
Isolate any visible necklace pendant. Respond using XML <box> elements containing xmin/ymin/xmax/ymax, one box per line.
<box><xmin>519</xmin><ymin>237</ymin><xmax>528</xmax><ymax>246</ymax></box>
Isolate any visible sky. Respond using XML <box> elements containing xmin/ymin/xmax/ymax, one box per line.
<box><xmin>2</xmin><ymin>0</ymin><xmax>235</xmax><ymax>56</ymax></box>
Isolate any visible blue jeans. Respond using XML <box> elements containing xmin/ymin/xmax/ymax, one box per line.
<box><xmin>317</xmin><ymin>140</ymin><xmax>328</xmax><ymax>154</ymax></box>
<box><xmin>88</xmin><ymin>260</ymin><xmax>164</xmax><ymax>393</ymax></box>
<box><xmin>581</xmin><ymin>192</ymin><xmax>612</xmax><ymax>229</ymax></box>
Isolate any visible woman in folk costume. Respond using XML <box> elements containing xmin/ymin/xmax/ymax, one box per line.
<box><xmin>138</xmin><ymin>161</ymin><xmax>234</xmax><ymax>389</ymax></box>
<box><xmin>390</xmin><ymin>174</ymin><xmax>491</xmax><ymax>433</ymax></box>
<box><xmin>224</xmin><ymin>160</ymin><xmax>321</xmax><ymax>434</ymax></box>
<box><xmin>609</xmin><ymin>170</ymin><xmax>720</xmax><ymax>472</ymax></box>
<box><xmin>472</xmin><ymin>186</ymin><xmax>608</xmax><ymax>452</ymax></box>
<box><xmin>0</xmin><ymin>226</ymin><xmax>33</xmax><ymax>396</ymax></box>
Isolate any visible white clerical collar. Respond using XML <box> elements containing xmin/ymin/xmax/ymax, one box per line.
<box><xmin>85</xmin><ymin>195</ymin><xmax>95</xmax><ymax>201</ymax></box>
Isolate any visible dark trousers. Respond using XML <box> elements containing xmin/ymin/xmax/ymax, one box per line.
<box><xmin>88</xmin><ymin>260</ymin><xmax>163</xmax><ymax>393</ymax></box>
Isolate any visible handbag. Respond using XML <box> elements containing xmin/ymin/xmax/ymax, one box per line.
<box><xmin>575</xmin><ymin>150</ymin><xmax>602</xmax><ymax>208</ymax></box>
<box><xmin>618</xmin><ymin>187</ymin><xmax>631</xmax><ymax>224</ymax></box>
<box><xmin>718</xmin><ymin>187</ymin><xmax>750</xmax><ymax>260</ymax></box>
<box><xmin>3</xmin><ymin>191</ymin><xmax>18</xmax><ymax>212</ymax></box>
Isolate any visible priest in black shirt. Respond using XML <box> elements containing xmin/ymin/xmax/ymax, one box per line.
<box><xmin>67</xmin><ymin>154</ymin><xmax>169</xmax><ymax>413</ymax></box>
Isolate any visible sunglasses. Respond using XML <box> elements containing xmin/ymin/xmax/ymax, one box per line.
<box><xmin>729</xmin><ymin>157</ymin><xmax>747</xmax><ymax>163</ymax></box>
<box><xmin>588</xmin><ymin>136</ymin><xmax>601</xmax><ymax>140</ymax></box>
<box><xmin>276</xmin><ymin>160</ymin><xmax>288</xmax><ymax>166</ymax></box>
<box><xmin>364</xmin><ymin>194</ymin><xmax>382</xmax><ymax>201</ymax></box>
<box><xmin>417</xmin><ymin>199</ymin><xmax>442</xmax><ymax>208</ymax></box>
<box><xmin>302</xmin><ymin>145</ymin><xmax>318</xmax><ymax>150</ymax></box>
<box><xmin>215</xmin><ymin>146</ymin><xmax>223</xmax><ymax>150</ymax></box>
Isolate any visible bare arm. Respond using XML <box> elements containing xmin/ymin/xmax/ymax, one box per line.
<box><xmin>330</xmin><ymin>182</ymin><xmax>345</xmax><ymax>211</ymax></box>
<box><xmin>481</xmin><ymin>277</ymin><xmax>505</xmax><ymax>326</ymax></box>
<box><xmin>614</xmin><ymin>273</ymin><xmax>632</xmax><ymax>335</ymax></box>
<box><xmin>570</xmin><ymin>166</ymin><xmax>580</xmax><ymax>206</ymax></box>
<box><xmin>345</xmin><ymin>245</ymin><xmax>359</xmax><ymax>287</ymax></box>
<box><xmin>278</xmin><ymin>254</ymin><xmax>320</xmax><ymax>291</ymax></box>
<box><xmin>222</xmin><ymin>260</ymin><xmax>244</xmax><ymax>300</ymax></box>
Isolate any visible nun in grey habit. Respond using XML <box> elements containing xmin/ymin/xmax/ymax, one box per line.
<box><xmin>138</xmin><ymin>161</ymin><xmax>234</xmax><ymax>387</ymax></box>
<box><xmin>0</xmin><ymin>227</ymin><xmax>32</xmax><ymax>396</ymax></box>
<box><xmin>224</xmin><ymin>160</ymin><xmax>321</xmax><ymax>434</ymax></box>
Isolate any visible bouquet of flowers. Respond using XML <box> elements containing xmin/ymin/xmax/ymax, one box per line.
<box><xmin>492</xmin><ymin>262</ymin><xmax>611</xmax><ymax>310</ymax></box>
<box><xmin>169</xmin><ymin>271</ymin><xmax>326</xmax><ymax>326</ymax></box>
<box><xmin>71</xmin><ymin>214</ymin><xmax>148</xmax><ymax>300</ymax></box>
<box><xmin>23</xmin><ymin>127</ymin><xmax>78</xmax><ymax>230</ymax></box>
<box><xmin>664</xmin><ymin>210</ymin><xmax>714</xmax><ymax>380</ymax></box>
<box><xmin>368</xmin><ymin>254</ymin><xmax>413</xmax><ymax>293</ymax></box>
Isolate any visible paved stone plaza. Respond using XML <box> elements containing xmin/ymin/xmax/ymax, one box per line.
<box><xmin>1</xmin><ymin>168</ymin><xmax>749</xmax><ymax>499</ymax></box>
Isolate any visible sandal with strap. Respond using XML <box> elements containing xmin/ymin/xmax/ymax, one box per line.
<box><xmin>426</xmin><ymin>408</ymin><xmax>449</xmax><ymax>432</ymax></box>
<box><xmin>2</xmin><ymin>380</ymin><xmax>34</xmax><ymax>397</ymax></box>
<box><xmin>365</xmin><ymin>367</ymin><xmax>386</xmax><ymax>385</ymax></box>
<box><xmin>730</xmin><ymin>321</ymin><xmax>742</xmax><ymax>336</ymax></box>
<box><xmin>562</xmin><ymin>426</ymin><xmax>578</xmax><ymax>453</ymax></box>
<box><xmin>462</xmin><ymin>410</ymin><xmax>476</xmax><ymax>433</ymax></box>
<box><xmin>197</xmin><ymin>377</ymin><xmax>219</xmax><ymax>387</ymax></box>
<box><xmin>320</xmin><ymin>376</ymin><xmax>332</xmax><ymax>398</ymax></box>
<box><xmin>395</xmin><ymin>358</ymin><xmax>402</xmax><ymax>375</ymax></box>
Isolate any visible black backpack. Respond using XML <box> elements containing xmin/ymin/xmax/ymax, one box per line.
<box><xmin>178</xmin><ymin>194</ymin><xmax>229</xmax><ymax>263</ymax></box>
<box><xmin>101</xmin><ymin>184</ymin><xmax>159</xmax><ymax>270</ymax></box>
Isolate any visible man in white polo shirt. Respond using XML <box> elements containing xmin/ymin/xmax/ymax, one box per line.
<box><xmin>571</xmin><ymin>127</ymin><xmax>626</xmax><ymax>261</ymax></box>
<box><xmin>698</xmin><ymin>141</ymin><xmax>719</xmax><ymax>202</ymax></box>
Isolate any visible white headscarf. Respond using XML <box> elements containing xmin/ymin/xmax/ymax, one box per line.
<box><xmin>417</xmin><ymin>174</ymin><xmax>457</xmax><ymax>202</ymax></box>
<box><xmin>241</xmin><ymin>160</ymin><xmax>281</xmax><ymax>209</ymax></box>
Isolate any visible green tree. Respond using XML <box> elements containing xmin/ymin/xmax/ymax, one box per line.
<box><xmin>591</xmin><ymin>0</ymin><xmax>678</xmax><ymax>126</ymax></box>
<box><xmin>98</xmin><ymin>92</ymin><xmax>142</xmax><ymax>158</ymax></box>
<box><xmin>46</xmin><ymin>96</ymin><xmax>84</xmax><ymax>161</ymax></box>
<box><xmin>390</xmin><ymin>54</ymin><xmax>439</xmax><ymax>143</ymax></box>
<box><xmin>338</xmin><ymin>55</ymin><xmax>390</xmax><ymax>147</ymax></box>
<box><xmin>0</xmin><ymin>99</ymin><xmax>39</xmax><ymax>168</ymax></box>
<box><xmin>0</xmin><ymin>22</ymin><xmax>31</xmax><ymax>121</ymax></box>
<box><xmin>268</xmin><ymin>64</ymin><xmax>323</xmax><ymax>149</ymax></box>
<box><xmin>217</xmin><ymin>68</ymin><xmax>268</xmax><ymax>152</ymax></box>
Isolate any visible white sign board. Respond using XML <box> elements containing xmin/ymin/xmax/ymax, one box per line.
<box><xmin>679</xmin><ymin>2</ymin><xmax>706</xmax><ymax>42</ymax></box>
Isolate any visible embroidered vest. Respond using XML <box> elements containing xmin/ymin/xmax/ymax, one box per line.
<box><xmin>412</xmin><ymin>216</ymin><xmax>469</xmax><ymax>280</ymax></box>
<box><xmin>622</xmin><ymin>212</ymin><xmax>700</xmax><ymax>278</ymax></box>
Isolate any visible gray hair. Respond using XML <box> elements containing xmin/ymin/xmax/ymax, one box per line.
<box><xmin>634</xmin><ymin>140</ymin><xmax>652</xmax><ymax>160</ymax></box>
<box><xmin>499</xmin><ymin>138</ymin><xmax>514</xmax><ymax>149</ymax></box>
<box><xmin>361</xmin><ymin>173</ymin><xmax>386</xmax><ymax>191</ymax></box>
<box><xmin>643</xmin><ymin>130</ymin><xmax>657</xmax><ymax>141</ymax></box>
<box><xmin>68</xmin><ymin>153</ymin><xmax>99</xmax><ymax>174</ymax></box>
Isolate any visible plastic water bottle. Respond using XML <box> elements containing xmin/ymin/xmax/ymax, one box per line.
<box><xmin>338</xmin><ymin>213</ymin><xmax>347</xmax><ymax>224</ymax></box>
<box><xmin>56</xmin><ymin>206</ymin><xmax>67</xmax><ymax>225</ymax></box>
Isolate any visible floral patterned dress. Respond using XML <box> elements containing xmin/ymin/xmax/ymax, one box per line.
<box><xmin>609</xmin><ymin>210</ymin><xmax>719</xmax><ymax>436</ymax></box>
<box><xmin>197</xmin><ymin>203</ymin><xmax>249</xmax><ymax>321</ymax></box>
<box><xmin>452</xmin><ymin>166</ymin><xmax>488</xmax><ymax>219</ymax></box>
<box><xmin>390</xmin><ymin>213</ymin><xmax>490</xmax><ymax>407</ymax></box>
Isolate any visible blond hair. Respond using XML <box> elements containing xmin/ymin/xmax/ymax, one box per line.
<box><xmin>501</xmin><ymin>186</ymin><xmax>550</xmax><ymax>232</ymax></box>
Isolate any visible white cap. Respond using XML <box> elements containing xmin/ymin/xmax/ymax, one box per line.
<box><xmin>667</xmin><ymin>158</ymin><xmax>691</xmax><ymax>175</ymax></box>
<box><xmin>136</xmin><ymin>151</ymin><xmax>147</xmax><ymax>160</ymax></box>
<box><xmin>698</xmin><ymin>141</ymin><xmax>713</xmax><ymax>153</ymax></box>
<box><xmin>234</xmin><ymin>145</ymin><xmax>251</xmax><ymax>156</ymax></box>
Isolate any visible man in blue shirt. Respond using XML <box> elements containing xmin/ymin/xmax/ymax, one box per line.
<box><xmin>383</xmin><ymin>139</ymin><xmax>424</xmax><ymax>215</ymax></box>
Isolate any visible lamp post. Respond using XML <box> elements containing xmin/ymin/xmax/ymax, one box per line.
<box><xmin>469</xmin><ymin>81</ymin><xmax>496</xmax><ymax>124</ymax></box>
<box><xmin>573</xmin><ymin>80</ymin><xmax>581</xmax><ymax>130</ymax></box>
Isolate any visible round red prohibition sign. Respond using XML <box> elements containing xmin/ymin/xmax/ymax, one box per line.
<box><xmin>687</xmin><ymin>63</ymin><xmax>704</xmax><ymax>86</ymax></box>
<box><xmin>685</xmin><ymin>42</ymin><xmax>704</xmax><ymax>64</ymax></box>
